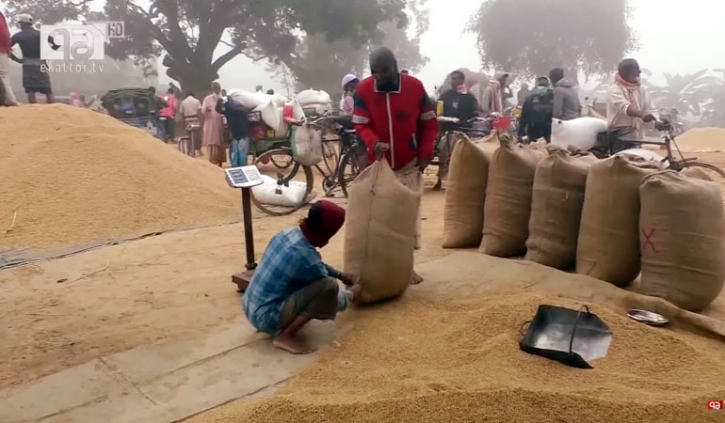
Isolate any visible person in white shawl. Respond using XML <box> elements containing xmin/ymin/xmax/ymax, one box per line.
<box><xmin>606</xmin><ymin>58</ymin><xmax>657</xmax><ymax>151</ymax></box>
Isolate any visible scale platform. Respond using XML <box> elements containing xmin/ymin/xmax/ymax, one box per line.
<box><xmin>232</xmin><ymin>270</ymin><xmax>254</xmax><ymax>293</ymax></box>
<box><xmin>225</xmin><ymin>165</ymin><xmax>263</xmax><ymax>189</ymax></box>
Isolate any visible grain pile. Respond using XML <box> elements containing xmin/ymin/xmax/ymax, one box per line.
<box><xmin>676</xmin><ymin>127</ymin><xmax>725</xmax><ymax>151</ymax></box>
<box><xmin>0</xmin><ymin>104</ymin><xmax>240</xmax><ymax>251</ymax></box>
<box><xmin>208</xmin><ymin>290</ymin><xmax>725</xmax><ymax>423</ymax></box>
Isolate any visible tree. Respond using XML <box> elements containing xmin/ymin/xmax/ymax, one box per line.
<box><xmin>700</xmin><ymin>70</ymin><xmax>725</xmax><ymax>127</ymax></box>
<box><xmin>5</xmin><ymin>0</ymin><xmax>410</xmax><ymax>95</ymax></box>
<box><xmin>279</xmin><ymin>1</ymin><xmax>430</xmax><ymax>98</ymax></box>
<box><xmin>467</xmin><ymin>0</ymin><xmax>637</xmax><ymax>78</ymax></box>
<box><xmin>648</xmin><ymin>70</ymin><xmax>721</xmax><ymax>116</ymax></box>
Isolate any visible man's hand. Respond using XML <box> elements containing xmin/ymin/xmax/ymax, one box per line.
<box><xmin>642</xmin><ymin>113</ymin><xmax>656</xmax><ymax>123</ymax></box>
<box><xmin>347</xmin><ymin>284</ymin><xmax>362</xmax><ymax>301</ymax></box>
<box><xmin>339</xmin><ymin>272</ymin><xmax>355</xmax><ymax>286</ymax></box>
<box><xmin>655</xmin><ymin>119</ymin><xmax>671</xmax><ymax>132</ymax></box>
<box><xmin>417</xmin><ymin>158</ymin><xmax>431</xmax><ymax>173</ymax></box>
<box><xmin>373</xmin><ymin>142</ymin><xmax>389</xmax><ymax>159</ymax></box>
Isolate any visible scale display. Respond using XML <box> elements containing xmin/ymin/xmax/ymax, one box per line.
<box><xmin>225</xmin><ymin>165</ymin><xmax>264</xmax><ymax>188</ymax></box>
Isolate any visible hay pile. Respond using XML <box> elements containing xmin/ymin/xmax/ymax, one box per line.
<box><xmin>0</xmin><ymin>104</ymin><xmax>240</xmax><ymax>250</ymax></box>
<box><xmin>676</xmin><ymin>127</ymin><xmax>725</xmax><ymax>151</ymax></box>
<box><xmin>202</xmin><ymin>290</ymin><xmax>725</xmax><ymax>423</ymax></box>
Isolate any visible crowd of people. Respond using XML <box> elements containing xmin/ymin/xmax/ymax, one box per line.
<box><xmin>1</xmin><ymin>8</ymin><xmax>663</xmax><ymax>354</ymax></box>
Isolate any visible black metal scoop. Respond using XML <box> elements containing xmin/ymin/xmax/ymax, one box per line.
<box><xmin>520</xmin><ymin>305</ymin><xmax>612</xmax><ymax>369</ymax></box>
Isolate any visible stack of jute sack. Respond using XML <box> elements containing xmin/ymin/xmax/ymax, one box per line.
<box><xmin>442</xmin><ymin>135</ymin><xmax>725</xmax><ymax>312</ymax></box>
<box><xmin>576</xmin><ymin>157</ymin><xmax>725</xmax><ymax>311</ymax></box>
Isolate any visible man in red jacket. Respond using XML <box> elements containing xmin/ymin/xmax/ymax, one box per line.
<box><xmin>353</xmin><ymin>47</ymin><xmax>439</xmax><ymax>284</ymax></box>
<box><xmin>0</xmin><ymin>11</ymin><xmax>18</xmax><ymax>105</ymax></box>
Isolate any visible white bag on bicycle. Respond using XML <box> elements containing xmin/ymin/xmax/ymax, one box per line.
<box><xmin>295</xmin><ymin>89</ymin><xmax>332</xmax><ymax>106</ymax></box>
<box><xmin>253</xmin><ymin>101</ymin><xmax>281</xmax><ymax>133</ymax></box>
<box><xmin>550</xmin><ymin>117</ymin><xmax>607</xmax><ymax>151</ymax></box>
<box><xmin>228</xmin><ymin>89</ymin><xmax>264</xmax><ymax>110</ymax></box>
<box><xmin>290</xmin><ymin>124</ymin><xmax>323</xmax><ymax>166</ymax></box>
<box><xmin>251</xmin><ymin>175</ymin><xmax>309</xmax><ymax>207</ymax></box>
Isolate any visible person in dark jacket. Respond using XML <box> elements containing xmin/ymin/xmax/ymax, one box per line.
<box><xmin>435</xmin><ymin>70</ymin><xmax>481</xmax><ymax>189</ymax></box>
<box><xmin>550</xmin><ymin>68</ymin><xmax>581</xmax><ymax>120</ymax></box>
<box><xmin>517</xmin><ymin>76</ymin><xmax>554</xmax><ymax>142</ymax></box>
<box><xmin>216</xmin><ymin>96</ymin><xmax>251</xmax><ymax>166</ymax></box>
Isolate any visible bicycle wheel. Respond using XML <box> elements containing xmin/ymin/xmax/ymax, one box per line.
<box><xmin>321</xmin><ymin>140</ymin><xmax>340</xmax><ymax>177</ymax></box>
<box><xmin>252</xmin><ymin>148</ymin><xmax>314</xmax><ymax>216</ymax></box>
<box><xmin>270</xmin><ymin>152</ymin><xmax>294</xmax><ymax>170</ymax></box>
<box><xmin>339</xmin><ymin>147</ymin><xmax>363</xmax><ymax>198</ymax></box>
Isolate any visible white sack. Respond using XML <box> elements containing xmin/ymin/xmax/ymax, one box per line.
<box><xmin>227</xmin><ymin>89</ymin><xmax>265</xmax><ymax>110</ymax></box>
<box><xmin>253</xmin><ymin>102</ymin><xmax>281</xmax><ymax>132</ymax></box>
<box><xmin>295</xmin><ymin>89</ymin><xmax>332</xmax><ymax>107</ymax></box>
<box><xmin>550</xmin><ymin>117</ymin><xmax>608</xmax><ymax>151</ymax></box>
<box><xmin>252</xmin><ymin>175</ymin><xmax>308</xmax><ymax>207</ymax></box>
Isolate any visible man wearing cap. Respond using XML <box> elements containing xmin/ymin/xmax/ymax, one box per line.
<box><xmin>10</xmin><ymin>14</ymin><xmax>54</xmax><ymax>103</ymax></box>
<box><xmin>0</xmin><ymin>10</ymin><xmax>18</xmax><ymax>105</ymax></box>
<box><xmin>339</xmin><ymin>74</ymin><xmax>359</xmax><ymax>115</ymax></box>
<box><xmin>243</xmin><ymin>201</ymin><xmax>364</xmax><ymax>354</ymax></box>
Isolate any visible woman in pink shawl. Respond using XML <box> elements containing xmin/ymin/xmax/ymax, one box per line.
<box><xmin>202</xmin><ymin>81</ymin><xmax>225</xmax><ymax>166</ymax></box>
<box><xmin>481</xmin><ymin>72</ymin><xmax>509</xmax><ymax>116</ymax></box>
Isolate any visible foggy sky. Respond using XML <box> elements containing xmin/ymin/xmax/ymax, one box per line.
<box><xmin>209</xmin><ymin>0</ymin><xmax>725</xmax><ymax>92</ymax></box>
<box><xmin>3</xmin><ymin>0</ymin><xmax>723</xmax><ymax>91</ymax></box>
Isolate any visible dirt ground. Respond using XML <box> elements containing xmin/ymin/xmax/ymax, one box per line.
<box><xmin>0</xmin><ymin>174</ymin><xmax>448</xmax><ymax>391</ymax></box>
<box><xmin>4</xmin><ymin>147</ymin><xmax>725</xmax><ymax>392</ymax></box>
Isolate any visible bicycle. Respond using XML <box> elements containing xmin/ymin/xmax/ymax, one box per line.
<box><xmin>319</xmin><ymin>116</ymin><xmax>365</xmax><ymax>198</ymax></box>
<box><xmin>433</xmin><ymin>116</ymin><xmax>490</xmax><ymax>186</ymax></box>
<box><xmin>178</xmin><ymin>119</ymin><xmax>201</xmax><ymax>157</ymax></box>
<box><xmin>250</xmin><ymin>114</ymin><xmax>362</xmax><ymax>216</ymax></box>
<box><xmin>595</xmin><ymin>120</ymin><xmax>725</xmax><ymax>185</ymax></box>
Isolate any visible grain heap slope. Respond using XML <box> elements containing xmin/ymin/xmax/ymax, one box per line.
<box><xmin>676</xmin><ymin>127</ymin><xmax>725</xmax><ymax>151</ymax></box>
<box><xmin>0</xmin><ymin>104</ymin><xmax>240</xmax><ymax>250</ymax></box>
<box><xmin>195</xmin><ymin>290</ymin><xmax>725</xmax><ymax>423</ymax></box>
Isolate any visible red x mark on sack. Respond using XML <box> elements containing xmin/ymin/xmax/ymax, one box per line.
<box><xmin>641</xmin><ymin>228</ymin><xmax>656</xmax><ymax>252</ymax></box>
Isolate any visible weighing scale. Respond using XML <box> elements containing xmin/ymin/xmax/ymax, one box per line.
<box><xmin>224</xmin><ymin>165</ymin><xmax>264</xmax><ymax>293</ymax></box>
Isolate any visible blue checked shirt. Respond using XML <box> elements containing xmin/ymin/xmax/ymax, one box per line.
<box><xmin>242</xmin><ymin>227</ymin><xmax>352</xmax><ymax>334</ymax></box>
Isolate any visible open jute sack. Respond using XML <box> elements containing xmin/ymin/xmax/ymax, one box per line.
<box><xmin>344</xmin><ymin>159</ymin><xmax>421</xmax><ymax>304</ymax></box>
<box><xmin>525</xmin><ymin>148</ymin><xmax>598</xmax><ymax>269</ymax></box>
<box><xmin>480</xmin><ymin>139</ymin><xmax>547</xmax><ymax>257</ymax></box>
<box><xmin>639</xmin><ymin>169</ymin><xmax>725</xmax><ymax>311</ymax></box>
<box><xmin>576</xmin><ymin>156</ymin><xmax>662</xmax><ymax>286</ymax></box>
<box><xmin>442</xmin><ymin>133</ymin><xmax>498</xmax><ymax>248</ymax></box>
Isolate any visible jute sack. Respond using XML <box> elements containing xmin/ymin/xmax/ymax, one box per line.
<box><xmin>525</xmin><ymin>149</ymin><xmax>598</xmax><ymax>269</ymax></box>
<box><xmin>576</xmin><ymin>156</ymin><xmax>662</xmax><ymax>286</ymax></box>
<box><xmin>442</xmin><ymin>133</ymin><xmax>498</xmax><ymax>248</ymax></box>
<box><xmin>639</xmin><ymin>170</ymin><xmax>725</xmax><ymax>311</ymax></box>
<box><xmin>480</xmin><ymin>140</ymin><xmax>547</xmax><ymax>257</ymax></box>
<box><xmin>344</xmin><ymin>160</ymin><xmax>421</xmax><ymax>303</ymax></box>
